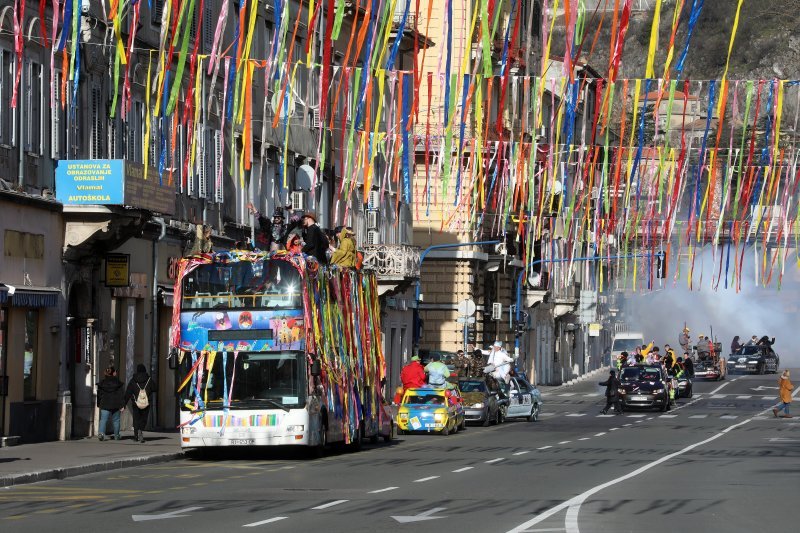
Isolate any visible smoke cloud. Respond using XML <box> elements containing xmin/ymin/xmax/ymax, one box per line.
<box><xmin>621</xmin><ymin>247</ymin><xmax>800</xmax><ymax>367</ymax></box>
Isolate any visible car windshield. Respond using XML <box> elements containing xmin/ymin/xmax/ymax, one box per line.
<box><xmin>739</xmin><ymin>346</ymin><xmax>766</xmax><ymax>356</ymax></box>
<box><xmin>621</xmin><ymin>367</ymin><xmax>661</xmax><ymax>381</ymax></box>
<box><xmin>459</xmin><ymin>381</ymin><xmax>487</xmax><ymax>393</ymax></box>
<box><xmin>613</xmin><ymin>338</ymin><xmax>643</xmax><ymax>352</ymax></box>
<box><xmin>404</xmin><ymin>393</ymin><xmax>445</xmax><ymax>405</ymax></box>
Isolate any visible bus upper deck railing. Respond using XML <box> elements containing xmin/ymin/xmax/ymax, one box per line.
<box><xmin>181</xmin><ymin>292</ymin><xmax>299</xmax><ymax>309</ymax></box>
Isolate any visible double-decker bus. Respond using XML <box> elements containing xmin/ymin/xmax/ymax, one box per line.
<box><xmin>170</xmin><ymin>250</ymin><xmax>391</xmax><ymax>451</ymax></box>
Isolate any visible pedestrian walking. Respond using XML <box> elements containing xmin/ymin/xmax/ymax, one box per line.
<box><xmin>125</xmin><ymin>364</ymin><xmax>155</xmax><ymax>443</ymax></box>
<box><xmin>97</xmin><ymin>366</ymin><xmax>125</xmax><ymax>441</ymax></box>
<box><xmin>599</xmin><ymin>370</ymin><xmax>623</xmax><ymax>415</ymax></box>
<box><xmin>772</xmin><ymin>370</ymin><xmax>794</xmax><ymax>418</ymax></box>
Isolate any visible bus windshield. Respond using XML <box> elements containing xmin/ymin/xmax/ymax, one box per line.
<box><xmin>181</xmin><ymin>351</ymin><xmax>307</xmax><ymax>409</ymax></box>
<box><xmin>181</xmin><ymin>259</ymin><xmax>302</xmax><ymax>310</ymax></box>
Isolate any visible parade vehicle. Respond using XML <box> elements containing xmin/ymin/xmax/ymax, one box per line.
<box><xmin>727</xmin><ymin>345</ymin><xmax>780</xmax><ymax>375</ymax></box>
<box><xmin>693</xmin><ymin>356</ymin><xmax>723</xmax><ymax>380</ymax></box>
<box><xmin>619</xmin><ymin>365</ymin><xmax>673</xmax><ymax>412</ymax></box>
<box><xmin>396</xmin><ymin>387</ymin><xmax>466</xmax><ymax>435</ymax></box>
<box><xmin>499</xmin><ymin>376</ymin><xmax>542</xmax><ymax>422</ymax></box>
<box><xmin>611</xmin><ymin>331</ymin><xmax>646</xmax><ymax>360</ymax></box>
<box><xmin>458</xmin><ymin>377</ymin><xmax>508</xmax><ymax>426</ymax></box>
<box><xmin>171</xmin><ymin>251</ymin><xmax>390</xmax><ymax>452</ymax></box>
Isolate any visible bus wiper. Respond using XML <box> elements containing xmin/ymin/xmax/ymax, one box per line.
<box><xmin>254</xmin><ymin>398</ymin><xmax>291</xmax><ymax>412</ymax></box>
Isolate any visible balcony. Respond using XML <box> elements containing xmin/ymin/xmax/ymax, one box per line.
<box><xmin>362</xmin><ymin>244</ymin><xmax>421</xmax><ymax>295</ymax></box>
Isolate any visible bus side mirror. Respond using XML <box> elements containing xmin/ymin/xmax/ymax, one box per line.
<box><xmin>311</xmin><ymin>359</ymin><xmax>321</xmax><ymax>377</ymax></box>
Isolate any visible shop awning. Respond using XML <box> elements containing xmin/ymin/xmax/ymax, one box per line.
<box><xmin>0</xmin><ymin>284</ymin><xmax>61</xmax><ymax>308</ymax></box>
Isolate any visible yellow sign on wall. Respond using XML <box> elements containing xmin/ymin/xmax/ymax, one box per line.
<box><xmin>106</xmin><ymin>254</ymin><xmax>130</xmax><ymax>287</ymax></box>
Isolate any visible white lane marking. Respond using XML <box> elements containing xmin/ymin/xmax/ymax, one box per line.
<box><xmin>391</xmin><ymin>507</ymin><xmax>449</xmax><ymax>524</ymax></box>
<box><xmin>537</xmin><ymin>445</ymin><xmax>553</xmax><ymax>450</ymax></box>
<box><xmin>558</xmin><ymin>441</ymin><xmax>571</xmax><ymax>445</ymax></box>
<box><xmin>709</xmin><ymin>382</ymin><xmax>731</xmax><ymax>395</ymax></box>
<box><xmin>646</xmin><ymin>417</ymin><xmax>654</xmax><ymax>420</ymax></box>
<box><xmin>506</xmin><ymin>417</ymin><xmax>754</xmax><ymax>533</ymax></box>
<box><xmin>635</xmin><ymin>420</ymin><xmax>644</xmax><ymax>423</ymax></box>
<box><xmin>622</xmin><ymin>423</ymin><xmax>632</xmax><ymax>427</ymax></box>
<box><xmin>452</xmin><ymin>467</ymin><xmax>474</xmax><ymax>473</ymax></box>
<box><xmin>566</xmin><ymin>413</ymin><xmax>587</xmax><ymax>417</ymax></box>
<box><xmin>485</xmin><ymin>458</ymin><xmax>505</xmax><ymax>464</ymax></box>
<box><xmin>627</xmin><ymin>414</ymin><xmax>645</xmax><ymax>418</ymax></box>
<box><xmin>413</xmin><ymin>476</ymin><xmax>440</xmax><ymax>483</ymax></box>
<box><xmin>524</xmin><ymin>529</ymin><xmax>568</xmax><ymax>532</ymax></box>
<box><xmin>368</xmin><ymin>487</ymin><xmax>399</xmax><ymax>494</ymax></box>
<box><xmin>596</xmin><ymin>414</ymin><xmax>614</xmax><ymax>418</ymax></box>
<box><xmin>559</xmin><ymin>393</ymin><xmax>577</xmax><ymax>397</ymax></box>
<box><xmin>243</xmin><ymin>517</ymin><xmax>288</xmax><ymax>527</ymax></box>
<box><xmin>585</xmin><ymin>393</ymin><xmax>601</xmax><ymax>397</ymax></box>
<box><xmin>720</xmin><ymin>415</ymin><xmax>739</xmax><ymax>419</ymax></box>
<box><xmin>761</xmin><ymin>395</ymin><xmax>777</xmax><ymax>400</ymax></box>
<box><xmin>578</xmin><ymin>438</ymin><xmax>590</xmax><ymax>441</ymax></box>
<box><xmin>609</xmin><ymin>428</ymin><xmax>619</xmax><ymax>431</ymax></box>
<box><xmin>660</xmin><ymin>415</ymin><xmax>677</xmax><ymax>418</ymax></box>
<box><xmin>132</xmin><ymin>507</ymin><xmax>203</xmax><ymax>522</ymax></box>
<box><xmin>311</xmin><ymin>500</ymin><xmax>349</xmax><ymax>510</ymax></box>
<box><xmin>540</xmin><ymin>412</ymin><xmax>556</xmax><ymax>417</ymax></box>
<box><xmin>513</xmin><ymin>451</ymin><xmax>531</xmax><ymax>456</ymax></box>
<box><xmin>594</xmin><ymin>432</ymin><xmax>606</xmax><ymax>437</ymax></box>
<box><xmin>736</xmin><ymin>395</ymin><xmax>752</xmax><ymax>399</ymax></box>
<box><xmin>689</xmin><ymin>414</ymin><xmax>708</xmax><ymax>419</ymax></box>
<box><xmin>711</xmin><ymin>394</ymin><xmax>728</xmax><ymax>399</ymax></box>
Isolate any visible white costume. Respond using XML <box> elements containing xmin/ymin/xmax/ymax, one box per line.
<box><xmin>487</xmin><ymin>344</ymin><xmax>513</xmax><ymax>384</ymax></box>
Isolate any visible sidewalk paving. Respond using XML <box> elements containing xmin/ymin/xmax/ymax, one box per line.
<box><xmin>0</xmin><ymin>431</ymin><xmax>184</xmax><ymax>488</ymax></box>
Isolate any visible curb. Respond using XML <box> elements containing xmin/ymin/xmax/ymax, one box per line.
<box><xmin>0</xmin><ymin>451</ymin><xmax>185</xmax><ymax>488</ymax></box>
<box><xmin>562</xmin><ymin>366</ymin><xmax>610</xmax><ymax>387</ymax></box>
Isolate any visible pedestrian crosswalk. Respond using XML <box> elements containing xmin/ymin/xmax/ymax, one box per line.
<box><xmin>543</xmin><ymin>411</ymin><xmax>743</xmax><ymax>421</ymax></box>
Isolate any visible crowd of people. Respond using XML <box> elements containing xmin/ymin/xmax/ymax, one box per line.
<box><xmin>187</xmin><ymin>205</ymin><xmax>362</xmax><ymax>269</ymax></box>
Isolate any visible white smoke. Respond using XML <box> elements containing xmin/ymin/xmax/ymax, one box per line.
<box><xmin>621</xmin><ymin>246</ymin><xmax>800</xmax><ymax>366</ymax></box>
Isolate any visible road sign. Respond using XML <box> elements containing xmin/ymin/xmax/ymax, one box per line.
<box><xmin>391</xmin><ymin>507</ymin><xmax>449</xmax><ymax>523</ymax></box>
<box><xmin>457</xmin><ymin>299</ymin><xmax>476</xmax><ymax>316</ymax></box>
<box><xmin>456</xmin><ymin>317</ymin><xmax>476</xmax><ymax>324</ymax></box>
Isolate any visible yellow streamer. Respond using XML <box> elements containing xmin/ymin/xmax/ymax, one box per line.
<box><xmin>645</xmin><ymin>0</ymin><xmax>662</xmax><ymax>79</ymax></box>
<box><xmin>143</xmin><ymin>54</ymin><xmax>152</xmax><ymax>180</ymax></box>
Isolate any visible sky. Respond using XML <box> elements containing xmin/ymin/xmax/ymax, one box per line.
<box><xmin>621</xmin><ymin>246</ymin><xmax>799</xmax><ymax>367</ymax></box>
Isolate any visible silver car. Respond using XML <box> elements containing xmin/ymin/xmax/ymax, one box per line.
<box><xmin>500</xmin><ymin>376</ymin><xmax>542</xmax><ymax>422</ymax></box>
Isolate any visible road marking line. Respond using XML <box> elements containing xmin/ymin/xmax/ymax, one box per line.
<box><xmin>559</xmin><ymin>393</ymin><xmax>577</xmax><ymax>397</ymax></box>
<box><xmin>368</xmin><ymin>487</ymin><xmax>399</xmax><ymax>493</ymax></box>
<box><xmin>311</xmin><ymin>500</ymin><xmax>349</xmax><ymax>510</ymax></box>
<box><xmin>689</xmin><ymin>414</ymin><xmax>708</xmax><ymax>419</ymax></box>
<box><xmin>646</xmin><ymin>417</ymin><xmax>654</xmax><ymax>420</ymax></box>
<box><xmin>243</xmin><ymin>517</ymin><xmax>288</xmax><ymax>527</ymax></box>
<box><xmin>537</xmin><ymin>445</ymin><xmax>553</xmax><ymax>450</ymax></box>
<box><xmin>709</xmin><ymin>382</ymin><xmax>731</xmax><ymax>395</ymax></box>
<box><xmin>513</xmin><ymin>451</ymin><xmax>530</xmax><ymax>456</ymax></box>
<box><xmin>540</xmin><ymin>412</ymin><xmax>556</xmax><ymax>417</ymax></box>
<box><xmin>761</xmin><ymin>395</ymin><xmax>776</xmax><ymax>400</ymax></box>
<box><xmin>627</xmin><ymin>414</ymin><xmax>645</xmax><ymax>418</ymax></box>
<box><xmin>711</xmin><ymin>394</ymin><xmax>728</xmax><ymax>399</ymax></box>
<box><xmin>566</xmin><ymin>413</ymin><xmax>587</xmax><ymax>417</ymax></box>
<box><xmin>594</xmin><ymin>432</ymin><xmax>606</xmax><ymax>436</ymax></box>
<box><xmin>506</xmin><ymin>417</ymin><xmax>754</xmax><ymax>533</ymax></box>
<box><xmin>452</xmin><ymin>467</ymin><xmax>474</xmax><ymax>473</ymax></box>
<box><xmin>558</xmin><ymin>441</ymin><xmax>571</xmax><ymax>444</ymax></box>
<box><xmin>635</xmin><ymin>420</ymin><xmax>644</xmax><ymax>423</ymax></box>
<box><xmin>596</xmin><ymin>414</ymin><xmax>614</xmax><ymax>418</ymax></box>
<box><xmin>413</xmin><ymin>476</ymin><xmax>440</xmax><ymax>483</ymax></box>
<box><xmin>609</xmin><ymin>428</ymin><xmax>619</xmax><ymax>431</ymax></box>
<box><xmin>660</xmin><ymin>415</ymin><xmax>677</xmax><ymax>418</ymax></box>
<box><xmin>720</xmin><ymin>415</ymin><xmax>738</xmax><ymax>419</ymax></box>
<box><xmin>736</xmin><ymin>395</ymin><xmax>752</xmax><ymax>399</ymax></box>
<box><xmin>585</xmin><ymin>393</ymin><xmax>601</xmax><ymax>397</ymax></box>
<box><xmin>485</xmin><ymin>458</ymin><xmax>505</xmax><ymax>464</ymax></box>
<box><xmin>622</xmin><ymin>423</ymin><xmax>632</xmax><ymax>427</ymax></box>
<box><xmin>578</xmin><ymin>438</ymin><xmax>590</xmax><ymax>441</ymax></box>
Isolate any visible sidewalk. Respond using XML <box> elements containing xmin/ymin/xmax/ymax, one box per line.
<box><xmin>0</xmin><ymin>431</ymin><xmax>184</xmax><ymax>488</ymax></box>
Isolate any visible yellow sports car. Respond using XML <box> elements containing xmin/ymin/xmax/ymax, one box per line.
<box><xmin>396</xmin><ymin>387</ymin><xmax>466</xmax><ymax>436</ymax></box>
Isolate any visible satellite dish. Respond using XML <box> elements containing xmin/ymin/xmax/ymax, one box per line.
<box><xmin>527</xmin><ymin>272</ymin><xmax>541</xmax><ymax>288</ymax></box>
<box><xmin>296</xmin><ymin>164</ymin><xmax>315</xmax><ymax>191</ymax></box>
<box><xmin>551</xmin><ymin>180</ymin><xmax>563</xmax><ymax>195</ymax></box>
<box><xmin>271</xmin><ymin>91</ymin><xmax>295</xmax><ymax>118</ymax></box>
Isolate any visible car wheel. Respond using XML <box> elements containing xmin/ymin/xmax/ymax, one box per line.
<box><xmin>527</xmin><ymin>403</ymin><xmax>539</xmax><ymax>422</ymax></box>
<box><xmin>482</xmin><ymin>410</ymin><xmax>491</xmax><ymax>427</ymax></box>
<box><xmin>687</xmin><ymin>387</ymin><xmax>693</xmax><ymax>399</ymax></box>
<box><xmin>309</xmin><ymin>425</ymin><xmax>327</xmax><ymax>458</ymax></box>
<box><xmin>383</xmin><ymin>424</ymin><xmax>394</xmax><ymax>443</ymax></box>
<box><xmin>441</xmin><ymin>425</ymin><xmax>450</xmax><ymax>436</ymax></box>
<box><xmin>460</xmin><ymin>418</ymin><xmax>467</xmax><ymax>431</ymax></box>
<box><xmin>660</xmin><ymin>398</ymin><xmax>669</xmax><ymax>412</ymax></box>
<box><xmin>497</xmin><ymin>407</ymin><xmax>505</xmax><ymax>425</ymax></box>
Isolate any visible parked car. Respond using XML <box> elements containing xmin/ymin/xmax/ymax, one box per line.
<box><xmin>727</xmin><ymin>345</ymin><xmax>780</xmax><ymax>375</ymax></box>
<box><xmin>458</xmin><ymin>377</ymin><xmax>508</xmax><ymax>426</ymax></box>
<box><xmin>500</xmin><ymin>376</ymin><xmax>542</xmax><ymax>422</ymax></box>
<box><xmin>619</xmin><ymin>365</ymin><xmax>673</xmax><ymax>412</ymax></box>
<box><xmin>396</xmin><ymin>387</ymin><xmax>466</xmax><ymax>436</ymax></box>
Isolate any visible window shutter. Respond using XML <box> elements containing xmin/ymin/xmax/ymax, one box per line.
<box><xmin>0</xmin><ymin>49</ymin><xmax>5</xmax><ymax>146</ymax></box>
<box><xmin>51</xmin><ymin>69</ymin><xmax>60</xmax><ymax>159</ymax></box>
<box><xmin>24</xmin><ymin>58</ymin><xmax>32</xmax><ymax>152</ymax></box>
<box><xmin>151</xmin><ymin>0</ymin><xmax>165</xmax><ymax>25</ymax></box>
<box><xmin>90</xmin><ymin>85</ymin><xmax>103</xmax><ymax>158</ymax></box>
<box><xmin>214</xmin><ymin>129</ymin><xmax>223</xmax><ymax>203</ymax></box>
<box><xmin>149</xmin><ymin>113</ymin><xmax>159</xmax><ymax>165</ymax></box>
<box><xmin>203</xmin><ymin>0</ymin><xmax>216</xmax><ymax>54</ymax></box>
<box><xmin>197</xmin><ymin>125</ymin><xmax>207</xmax><ymax>198</ymax></box>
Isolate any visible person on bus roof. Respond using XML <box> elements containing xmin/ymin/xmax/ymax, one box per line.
<box><xmin>330</xmin><ymin>226</ymin><xmax>357</xmax><ymax>268</ymax></box>
<box><xmin>300</xmin><ymin>212</ymin><xmax>329</xmax><ymax>264</ymax></box>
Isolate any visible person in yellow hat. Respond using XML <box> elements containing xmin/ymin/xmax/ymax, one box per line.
<box><xmin>330</xmin><ymin>226</ymin><xmax>357</xmax><ymax>268</ymax></box>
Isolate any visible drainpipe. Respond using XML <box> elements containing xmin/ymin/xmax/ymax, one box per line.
<box><xmin>150</xmin><ymin>216</ymin><xmax>166</xmax><ymax>428</ymax></box>
<box><xmin>17</xmin><ymin>62</ymin><xmax>24</xmax><ymax>187</ymax></box>
<box><xmin>413</xmin><ymin>240</ymin><xmax>500</xmax><ymax>352</ymax></box>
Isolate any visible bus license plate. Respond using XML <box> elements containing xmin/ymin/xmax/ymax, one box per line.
<box><xmin>230</xmin><ymin>439</ymin><xmax>255</xmax><ymax>445</ymax></box>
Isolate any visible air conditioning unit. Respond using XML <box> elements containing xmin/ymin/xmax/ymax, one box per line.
<box><xmin>492</xmin><ymin>302</ymin><xmax>502</xmax><ymax>320</ymax></box>
<box><xmin>366</xmin><ymin>230</ymin><xmax>380</xmax><ymax>245</ymax></box>
<box><xmin>290</xmin><ymin>191</ymin><xmax>306</xmax><ymax>212</ymax></box>
<box><xmin>368</xmin><ymin>190</ymin><xmax>380</xmax><ymax>209</ymax></box>
<box><xmin>366</xmin><ymin>210</ymin><xmax>379</xmax><ymax>231</ymax></box>
<box><xmin>312</xmin><ymin>108</ymin><xmax>323</xmax><ymax>129</ymax></box>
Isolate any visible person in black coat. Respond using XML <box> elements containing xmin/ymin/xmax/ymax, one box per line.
<box><xmin>599</xmin><ymin>370</ymin><xmax>623</xmax><ymax>415</ymax></box>
<box><xmin>97</xmin><ymin>366</ymin><xmax>125</xmax><ymax>441</ymax></box>
<box><xmin>125</xmin><ymin>364</ymin><xmax>155</xmax><ymax>443</ymax></box>
<box><xmin>300</xmin><ymin>212</ymin><xmax>329</xmax><ymax>264</ymax></box>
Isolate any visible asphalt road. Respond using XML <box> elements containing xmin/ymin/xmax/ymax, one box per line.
<box><xmin>1</xmin><ymin>370</ymin><xmax>797</xmax><ymax>532</ymax></box>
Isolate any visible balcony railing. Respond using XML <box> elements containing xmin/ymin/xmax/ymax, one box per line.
<box><xmin>362</xmin><ymin>244</ymin><xmax>421</xmax><ymax>281</ymax></box>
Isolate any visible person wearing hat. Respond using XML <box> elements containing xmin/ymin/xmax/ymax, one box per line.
<box><xmin>678</xmin><ymin>327</ymin><xmax>691</xmax><ymax>354</ymax></box>
<box><xmin>300</xmin><ymin>212</ymin><xmax>329</xmax><ymax>264</ymax></box>
<box><xmin>599</xmin><ymin>370</ymin><xmax>623</xmax><ymax>415</ymax></box>
<box><xmin>487</xmin><ymin>341</ymin><xmax>513</xmax><ymax>384</ymax></box>
<box><xmin>330</xmin><ymin>226</ymin><xmax>357</xmax><ymax>268</ymax></box>
<box><xmin>400</xmin><ymin>355</ymin><xmax>426</xmax><ymax>393</ymax></box>
<box><xmin>247</xmin><ymin>202</ymin><xmax>291</xmax><ymax>251</ymax></box>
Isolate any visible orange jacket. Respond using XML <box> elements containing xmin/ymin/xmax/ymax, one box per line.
<box><xmin>779</xmin><ymin>376</ymin><xmax>794</xmax><ymax>404</ymax></box>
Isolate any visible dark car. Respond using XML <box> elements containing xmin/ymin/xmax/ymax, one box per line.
<box><xmin>458</xmin><ymin>377</ymin><xmax>507</xmax><ymax>426</ymax></box>
<box><xmin>727</xmin><ymin>345</ymin><xmax>780</xmax><ymax>375</ymax></box>
<box><xmin>671</xmin><ymin>373</ymin><xmax>693</xmax><ymax>398</ymax></box>
<box><xmin>619</xmin><ymin>365</ymin><xmax>672</xmax><ymax>412</ymax></box>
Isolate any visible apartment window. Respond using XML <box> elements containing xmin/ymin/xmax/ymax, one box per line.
<box><xmin>151</xmin><ymin>0</ymin><xmax>165</xmax><ymax>25</ymax></box>
<box><xmin>51</xmin><ymin>69</ymin><xmax>67</xmax><ymax>159</ymax></box>
<box><xmin>203</xmin><ymin>0</ymin><xmax>217</xmax><ymax>54</ymax></box>
<box><xmin>126</xmin><ymin>100</ymin><xmax>144</xmax><ymax>163</ymax></box>
<box><xmin>89</xmin><ymin>85</ymin><xmax>104</xmax><ymax>159</ymax></box>
<box><xmin>0</xmin><ymin>49</ymin><xmax>15</xmax><ymax>146</ymax></box>
<box><xmin>23</xmin><ymin>310</ymin><xmax>38</xmax><ymax>401</ymax></box>
<box><xmin>108</xmin><ymin>115</ymin><xmax>123</xmax><ymax>159</ymax></box>
<box><xmin>24</xmin><ymin>60</ymin><xmax>43</xmax><ymax>155</ymax></box>
<box><xmin>213</xmin><ymin>128</ymin><xmax>223</xmax><ymax>203</ymax></box>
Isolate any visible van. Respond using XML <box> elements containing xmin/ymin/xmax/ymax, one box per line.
<box><xmin>611</xmin><ymin>332</ymin><xmax>645</xmax><ymax>360</ymax></box>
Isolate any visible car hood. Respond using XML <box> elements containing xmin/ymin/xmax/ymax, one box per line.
<box><xmin>462</xmin><ymin>392</ymin><xmax>488</xmax><ymax>405</ymax></box>
<box><xmin>622</xmin><ymin>381</ymin><xmax>664</xmax><ymax>393</ymax></box>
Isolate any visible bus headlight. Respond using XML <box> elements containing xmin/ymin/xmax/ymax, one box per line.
<box><xmin>181</xmin><ymin>426</ymin><xmax>197</xmax><ymax>435</ymax></box>
<box><xmin>286</xmin><ymin>425</ymin><xmax>305</xmax><ymax>432</ymax></box>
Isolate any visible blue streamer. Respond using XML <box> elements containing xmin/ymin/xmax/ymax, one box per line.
<box><xmin>227</xmin><ymin>0</ymin><xmax>246</xmax><ymax>120</ymax></box>
<box><xmin>675</xmin><ymin>0</ymin><xmax>705</xmax><ymax>77</ymax></box>
<box><xmin>401</xmin><ymin>75</ymin><xmax>412</xmax><ymax>204</ymax></box>
<box><xmin>354</xmin><ymin>0</ymin><xmax>379</xmax><ymax>128</ymax></box>
<box><xmin>272</xmin><ymin>0</ymin><xmax>283</xmax><ymax>72</ymax></box>
<box><xmin>454</xmin><ymin>74</ymin><xmax>470</xmax><ymax>203</ymax></box>
<box><xmin>690</xmin><ymin>81</ymin><xmax>716</xmax><ymax>222</ymax></box>
<box><xmin>58</xmin><ymin>0</ymin><xmax>73</xmax><ymax>52</ymax></box>
<box><xmin>724</xmin><ymin>221</ymin><xmax>732</xmax><ymax>289</ymax></box>
<box><xmin>444</xmin><ymin>0</ymin><xmax>453</xmax><ymax>125</ymax></box>
<box><xmin>386</xmin><ymin>0</ymin><xmax>411</xmax><ymax>70</ymax></box>
<box><xmin>158</xmin><ymin>72</ymin><xmax>170</xmax><ymax>183</ymax></box>
<box><xmin>70</xmin><ymin>15</ymin><xmax>81</xmax><ymax>120</ymax></box>
<box><xmin>630</xmin><ymin>79</ymin><xmax>653</xmax><ymax>209</ymax></box>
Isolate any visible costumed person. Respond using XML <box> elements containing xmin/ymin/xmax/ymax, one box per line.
<box><xmin>683</xmin><ymin>352</ymin><xmax>694</xmax><ymax>378</ymax></box>
<box><xmin>487</xmin><ymin>341</ymin><xmax>513</xmax><ymax>384</ymax></box>
<box><xmin>400</xmin><ymin>355</ymin><xmax>426</xmax><ymax>391</ymax></box>
<box><xmin>286</xmin><ymin>233</ymin><xmax>303</xmax><ymax>254</ymax></box>
<box><xmin>679</xmin><ymin>327</ymin><xmax>691</xmax><ymax>354</ymax></box>
<box><xmin>247</xmin><ymin>202</ymin><xmax>288</xmax><ymax>251</ymax></box>
<box><xmin>330</xmin><ymin>226</ymin><xmax>357</xmax><ymax>268</ymax></box>
<box><xmin>599</xmin><ymin>370</ymin><xmax>623</xmax><ymax>415</ymax></box>
<box><xmin>300</xmin><ymin>212</ymin><xmax>329</xmax><ymax>264</ymax></box>
<box><xmin>772</xmin><ymin>370</ymin><xmax>793</xmax><ymax>418</ymax></box>
<box><xmin>125</xmin><ymin>364</ymin><xmax>155</xmax><ymax>443</ymax></box>
<box><xmin>745</xmin><ymin>335</ymin><xmax>759</xmax><ymax>346</ymax></box>
<box><xmin>188</xmin><ymin>224</ymin><xmax>213</xmax><ymax>256</ymax></box>
<box><xmin>424</xmin><ymin>353</ymin><xmax>451</xmax><ymax>388</ymax></box>
<box><xmin>97</xmin><ymin>366</ymin><xmax>125</xmax><ymax>441</ymax></box>
<box><xmin>469</xmin><ymin>349</ymin><xmax>485</xmax><ymax>376</ymax></box>
<box><xmin>757</xmin><ymin>335</ymin><xmax>775</xmax><ymax>347</ymax></box>
<box><xmin>730</xmin><ymin>335</ymin><xmax>743</xmax><ymax>355</ymax></box>
<box><xmin>696</xmin><ymin>335</ymin><xmax>711</xmax><ymax>359</ymax></box>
